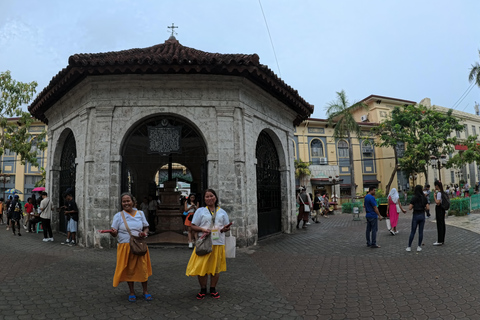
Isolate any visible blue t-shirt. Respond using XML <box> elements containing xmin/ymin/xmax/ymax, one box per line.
<box><xmin>364</xmin><ymin>193</ymin><xmax>378</xmax><ymax>219</ymax></box>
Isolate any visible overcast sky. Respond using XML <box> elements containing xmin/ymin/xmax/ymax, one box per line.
<box><xmin>1</xmin><ymin>0</ymin><xmax>480</xmax><ymax>119</ymax></box>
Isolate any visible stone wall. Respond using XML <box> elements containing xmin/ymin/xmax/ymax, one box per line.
<box><xmin>44</xmin><ymin>74</ymin><xmax>298</xmax><ymax>248</ymax></box>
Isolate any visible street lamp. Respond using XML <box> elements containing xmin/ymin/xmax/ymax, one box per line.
<box><xmin>409</xmin><ymin>173</ymin><xmax>418</xmax><ymax>187</ymax></box>
<box><xmin>430</xmin><ymin>155</ymin><xmax>448</xmax><ymax>182</ymax></box>
<box><xmin>328</xmin><ymin>175</ymin><xmax>340</xmax><ymax>209</ymax></box>
<box><xmin>0</xmin><ymin>174</ymin><xmax>11</xmax><ymax>202</ymax></box>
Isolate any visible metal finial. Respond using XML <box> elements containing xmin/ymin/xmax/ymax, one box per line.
<box><xmin>167</xmin><ymin>23</ymin><xmax>178</xmax><ymax>38</ymax></box>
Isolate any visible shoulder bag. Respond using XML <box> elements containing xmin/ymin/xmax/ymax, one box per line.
<box><xmin>300</xmin><ymin>195</ymin><xmax>310</xmax><ymax>213</ymax></box>
<box><xmin>121</xmin><ymin>211</ymin><xmax>148</xmax><ymax>256</ymax></box>
<box><xmin>195</xmin><ymin>232</ymin><xmax>213</xmax><ymax>256</ymax></box>
<box><xmin>195</xmin><ymin>208</ymin><xmax>213</xmax><ymax>256</ymax></box>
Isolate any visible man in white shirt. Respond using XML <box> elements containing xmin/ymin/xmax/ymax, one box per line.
<box><xmin>39</xmin><ymin>192</ymin><xmax>54</xmax><ymax>242</ymax></box>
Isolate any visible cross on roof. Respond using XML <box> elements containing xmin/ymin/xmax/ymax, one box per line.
<box><xmin>168</xmin><ymin>23</ymin><xmax>178</xmax><ymax>37</ymax></box>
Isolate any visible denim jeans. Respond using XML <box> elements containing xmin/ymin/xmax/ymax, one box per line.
<box><xmin>408</xmin><ymin>213</ymin><xmax>425</xmax><ymax>247</ymax></box>
<box><xmin>366</xmin><ymin>217</ymin><xmax>378</xmax><ymax>246</ymax></box>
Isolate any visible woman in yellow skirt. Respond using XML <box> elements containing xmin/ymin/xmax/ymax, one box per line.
<box><xmin>186</xmin><ymin>189</ymin><xmax>231</xmax><ymax>299</ymax></box>
<box><xmin>110</xmin><ymin>192</ymin><xmax>152</xmax><ymax>302</ymax></box>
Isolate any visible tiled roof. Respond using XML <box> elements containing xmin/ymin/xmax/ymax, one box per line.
<box><xmin>28</xmin><ymin>37</ymin><xmax>313</xmax><ymax>124</ymax></box>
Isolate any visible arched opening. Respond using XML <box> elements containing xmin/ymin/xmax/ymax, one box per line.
<box><xmin>256</xmin><ymin>130</ymin><xmax>281</xmax><ymax>238</ymax></box>
<box><xmin>121</xmin><ymin>115</ymin><xmax>207</xmax><ymax>239</ymax></box>
<box><xmin>58</xmin><ymin>131</ymin><xmax>77</xmax><ymax>233</ymax></box>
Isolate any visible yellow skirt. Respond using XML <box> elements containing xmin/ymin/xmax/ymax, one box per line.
<box><xmin>186</xmin><ymin>245</ymin><xmax>226</xmax><ymax>277</ymax></box>
<box><xmin>113</xmin><ymin>243</ymin><xmax>152</xmax><ymax>287</ymax></box>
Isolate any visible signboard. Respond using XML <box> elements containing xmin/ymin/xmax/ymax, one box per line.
<box><xmin>148</xmin><ymin>122</ymin><xmax>182</xmax><ymax>155</ymax></box>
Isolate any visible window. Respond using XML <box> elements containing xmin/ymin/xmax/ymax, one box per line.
<box><xmin>24</xmin><ymin>175</ymin><xmax>41</xmax><ymax>185</ymax></box>
<box><xmin>464</xmin><ymin>124</ymin><xmax>468</xmax><ymax>137</ymax></box>
<box><xmin>338</xmin><ymin>140</ymin><xmax>349</xmax><ymax>158</ymax></box>
<box><xmin>340</xmin><ymin>187</ymin><xmax>351</xmax><ymax>197</ymax></box>
<box><xmin>310</xmin><ymin>139</ymin><xmax>324</xmax><ymax>164</ymax></box>
<box><xmin>472</xmin><ymin>125</ymin><xmax>476</xmax><ymax>136</ymax></box>
<box><xmin>396</xmin><ymin>142</ymin><xmax>405</xmax><ymax>157</ymax></box>
<box><xmin>456</xmin><ymin>130</ymin><xmax>461</xmax><ymax>138</ymax></box>
<box><xmin>451</xmin><ymin>171</ymin><xmax>455</xmax><ymax>184</ymax></box>
<box><xmin>362</xmin><ymin>140</ymin><xmax>374</xmax><ymax>158</ymax></box>
<box><xmin>3</xmin><ymin>149</ymin><xmax>14</xmax><ymax>156</ymax></box>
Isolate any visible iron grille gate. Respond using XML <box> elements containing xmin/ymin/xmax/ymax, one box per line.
<box><xmin>59</xmin><ymin>132</ymin><xmax>77</xmax><ymax>233</ymax></box>
<box><xmin>256</xmin><ymin>131</ymin><xmax>281</xmax><ymax>238</ymax></box>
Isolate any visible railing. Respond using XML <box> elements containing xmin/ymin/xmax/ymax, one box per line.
<box><xmin>470</xmin><ymin>194</ymin><xmax>480</xmax><ymax>211</ymax></box>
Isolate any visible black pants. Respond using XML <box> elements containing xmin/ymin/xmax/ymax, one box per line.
<box><xmin>11</xmin><ymin>218</ymin><xmax>21</xmax><ymax>234</ymax></box>
<box><xmin>148</xmin><ymin>210</ymin><xmax>156</xmax><ymax>232</ymax></box>
<box><xmin>28</xmin><ymin>216</ymin><xmax>41</xmax><ymax>232</ymax></box>
<box><xmin>435</xmin><ymin>205</ymin><xmax>446</xmax><ymax>243</ymax></box>
<box><xmin>41</xmin><ymin>218</ymin><xmax>53</xmax><ymax>238</ymax></box>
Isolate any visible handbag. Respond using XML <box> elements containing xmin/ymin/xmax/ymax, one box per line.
<box><xmin>300</xmin><ymin>196</ymin><xmax>311</xmax><ymax>212</ymax></box>
<box><xmin>195</xmin><ymin>232</ymin><xmax>212</xmax><ymax>256</ymax></box>
<box><xmin>121</xmin><ymin>211</ymin><xmax>148</xmax><ymax>256</ymax></box>
<box><xmin>225</xmin><ymin>232</ymin><xmax>236</xmax><ymax>258</ymax></box>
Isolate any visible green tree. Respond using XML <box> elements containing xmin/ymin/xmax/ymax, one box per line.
<box><xmin>469</xmin><ymin>50</ymin><xmax>480</xmax><ymax>88</ymax></box>
<box><xmin>371</xmin><ymin>106</ymin><xmax>411</xmax><ymax>193</ymax></box>
<box><xmin>294</xmin><ymin>159</ymin><xmax>311</xmax><ymax>188</ymax></box>
<box><xmin>0</xmin><ymin>71</ymin><xmax>47</xmax><ymax>167</ymax></box>
<box><xmin>326</xmin><ymin>90</ymin><xmax>367</xmax><ymax>202</ymax></box>
<box><xmin>446</xmin><ymin>135</ymin><xmax>480</xmax><ymax>169</ymax></box>
<box><xmin>373</xmin><ymin>104</ymin><xmax>463</xmax><ymax>191</ymax></box>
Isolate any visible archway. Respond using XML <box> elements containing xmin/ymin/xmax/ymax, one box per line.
<box><xmin>58</xmin><ymin>131</ymin><xmax>77</xmax><ymax>233</ymax></box>
<box><xmin>121</xmin><ymin>115</ymin><xmax>207</xmax><ymax>235</ymax></box>
<box><xmin>256</xmin><ymin>130</ymin><xmax>281</xmax><ymax>238</ymax></box>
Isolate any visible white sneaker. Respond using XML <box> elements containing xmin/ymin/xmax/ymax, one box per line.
<box><xmin>395</xmin><ymin>231</ymin><xmax>399</xmax><ymax>234</ymax></box>
<box><xmin>61</xmin><ymin>239</ymin><xmax>71</xmax><ymax>245</ymax></box>
<box><xmin>48</xmin><ymin>238</ymin><xmax>54</xmax><ymax>242</ymax></box>
<box><xmin>417</xmin><ymin>246</ymin><xmax>422</xmax><ymax>252</ymax></box>
<box><xmin>406</xmin><ymin>247</ymin><xmax>411</xmax><ymax>252</ymax></box>
<box><xmin>306</xmin><ymin>222</ymin><xmax>311</xmax><ymax>225</ymax></box>
<box><xmin>433</xmin><ymin>242</ymin><xmax>443</xmax><ymax>246</ymax></box>
<box><xmin>42</xmin><ymin>238</ymin><xmax>49</xmax><ymax>242</ymax></box>
<box><xmin>188</xmin><ymin>242</ymin><xmax>193</xmax><ymax>249</ymax></box>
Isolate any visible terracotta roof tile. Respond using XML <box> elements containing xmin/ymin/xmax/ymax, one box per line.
<box><xmin>29</xmin><ymin>38</ymin><xmax>313</xmax><ymax>124</ymax></box>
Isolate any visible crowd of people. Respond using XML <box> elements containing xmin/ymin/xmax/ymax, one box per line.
<box><xmin>296</xmin><ymin>187</ymin><xmax>334</xmax><ymax>229</ymax></box>
<box><xmin>364</xmin><ymin>181</ymin><xmax>449</xmax><ymax>251</ymax></box>
<box><xmin>0</xmin><ymin>191</ymin><xmax>60</xmax><ymax>242</ymax></box>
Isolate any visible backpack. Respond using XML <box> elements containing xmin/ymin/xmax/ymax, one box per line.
<box><xmin>441</xmin><ymin>192</ymin><xmax>450</xmax><ymax>211</ymax></box>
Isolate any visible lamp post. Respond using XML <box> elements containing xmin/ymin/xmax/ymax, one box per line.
<box><xmin>409</xmin><ymin>173</ymin><xmax>418</xmax><ymax>187</ymax></box>
<box><xmin>0</xmin><ymin>173</ymin><xmax>11</xmax><ymax>202</ymax></box>
<box><xmin>328</xmin><ymin>175</ymin><xmax>340</xmax><ymax>210</ymax></box>
<box><xmin>430</xmin><ymin>155</ymin><xmax>448</xmax><ymax>182</ymax></box>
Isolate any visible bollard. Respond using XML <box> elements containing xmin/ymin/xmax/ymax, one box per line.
<box><xmin>353</xmin><ymin>206</ymin><xmax>361</xmax><ymax>221</ymax></box>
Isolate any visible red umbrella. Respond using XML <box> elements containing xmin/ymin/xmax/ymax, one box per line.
<box><xmin>32</xmin><ymin>187</ymin><xmax>45</xmax><ymax>192</ymax></box>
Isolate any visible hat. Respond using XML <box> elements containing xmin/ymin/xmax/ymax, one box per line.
<box><xmin>14</xmin><ymin>195</ymin><xmax>19</xmax><ymax>199</ymax></box>
<box><xmin>299</xmin><ymin>186</ymin><xmax>305</xmax><ymax>191</ymax></box>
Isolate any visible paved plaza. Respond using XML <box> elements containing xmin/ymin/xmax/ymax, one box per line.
<box><xmin>1</xmin><ymin>211</ymin><xmax>480</xmax><ymax>319</ymax></box>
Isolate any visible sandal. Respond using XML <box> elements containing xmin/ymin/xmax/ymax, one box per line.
<box><xmin>210</xmin><ymin>291</ymin><xmax>220</xmax><ymax>299</ymax></box>
<box><xmin>196</xmin><ymin>292</ymin><xmax>206</xmax><ymax>300</ymax></box>
<box><xmin>143</xmin><ymin>294</ymin><xmax>153</xmax><ymax>301</ymax></box>
<box><xmin>128</xmin><ymin>295</ymin><xmax>136</xmax><ymax>302</ymax></box>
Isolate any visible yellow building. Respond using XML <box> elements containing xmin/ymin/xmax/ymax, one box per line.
<box><xmin>0</xmin><ymin>118</ymin><xmax>47</xmax><ymax>202</ymax></box>
<box><xmin>294</xmin><ymin>95</ymin><xmax>416</xmax><ymax>202</ymax></box>
<box><xmin>295</xmin><ymin>94</ymin><xmax>480</xmax><ymax>201</ymax></box>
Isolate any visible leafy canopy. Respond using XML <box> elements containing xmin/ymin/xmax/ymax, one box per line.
<box><xmin>0</xmin><ymin>71</ymin><xmax>47</xmax><ymax>167</ymax></box>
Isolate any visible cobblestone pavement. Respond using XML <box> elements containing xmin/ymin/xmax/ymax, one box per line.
<box><xmin>1</xmin><ymin>211</ymin><xmax>480</xmax><ymax>319</ymax></box>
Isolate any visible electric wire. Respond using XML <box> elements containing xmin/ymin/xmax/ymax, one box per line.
<box><xmin>452</xmin><ymin>82</ymin><xmax>476</xmax><ymax>110</ymax></box>
<box><xmin>258</xmin><ymin>0</ymin><xmax>281</xmax><ymax>77</ymax></box>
